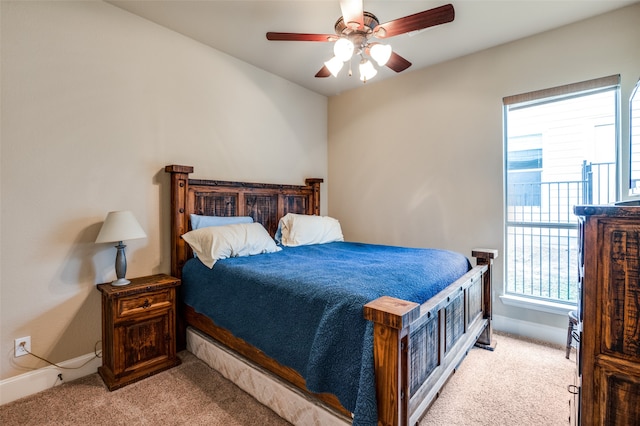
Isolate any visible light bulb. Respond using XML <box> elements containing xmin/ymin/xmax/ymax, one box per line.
<box><xmin>370</xmin><ymin>43</ymin><xmax>392</xmax><ymax>66</ymax></box>
<box><xmin>324</xmin><ymin>56</ymin><xmax>344</xmax><ymax>77</ymax></box>
<box><xmin>334</xmin><ymin>38</ymin><xmax>354</xmax><ymax>62</ymax></box>
<box><xmin>359</xmin><ymin>59</ymin><xmax>377</xmax><ymax>82</ymax></box>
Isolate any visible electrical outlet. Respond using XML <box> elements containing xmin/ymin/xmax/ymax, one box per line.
<box><xmin>14</xmin><ymin>336</ymin><xmax>31</xmax><ymax>357</ymax></box>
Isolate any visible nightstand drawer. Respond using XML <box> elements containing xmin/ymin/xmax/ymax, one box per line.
<box><xmin>117</xmin><ymin>289</ymin><xmax>172</xmax><ymax>318</ymax></box>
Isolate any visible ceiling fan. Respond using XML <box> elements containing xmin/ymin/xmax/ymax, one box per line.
<box><xmin>266</xmin><ymin>1</ymin><xmax>455</xmax><ymax>83</ymax></box>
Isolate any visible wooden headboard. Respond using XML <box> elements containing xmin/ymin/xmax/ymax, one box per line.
<box><xmin>165</xmin><ymin>165</ymin><xmax>323</xmax><ymax>278</ymax></box>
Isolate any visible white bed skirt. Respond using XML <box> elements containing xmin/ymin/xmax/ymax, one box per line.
<box><xmin>186</xmin><ymin>326</ymin><xmax>352</xmax><ymax>426</ymax></box>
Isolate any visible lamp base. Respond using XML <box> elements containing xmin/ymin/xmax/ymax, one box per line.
<box><xmin>111</xmin><ymin>278</ymin><xmax>131</xmax><ymax>286</ymax></box>
<box><xmin>112</xmin><ymin>242</ymin><xmax>130</xmax><ymax>286</ymax></box>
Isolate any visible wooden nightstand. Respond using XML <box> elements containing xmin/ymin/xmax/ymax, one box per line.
<box><xmin>97</xmin><ymin>274</ymin><xmax>181</xmax><ymax>391</ymax></box>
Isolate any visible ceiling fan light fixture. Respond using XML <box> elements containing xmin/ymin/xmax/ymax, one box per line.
<box><xmin>324</xmin><ymin>56</ymin><xmax>344</xmax><ymax>77</ymax></box>
<box><xmin>265</xmin><ymin>3</ymin><xmax>456</xmax><ymax>83</ymax></box>
<box><xmin>359</xmin><ymin>58</ymin><xmax>377</xmax><ymax>82</ymax></box>
<box><xmin>370</xmin><ymin>43</ymin><xmax>392</xmax><ymax>66</ymax></box>
<box><xmin>333</xmin><ymin>38</ymin><xmax>354</xmax><ymax>62</ymax></box>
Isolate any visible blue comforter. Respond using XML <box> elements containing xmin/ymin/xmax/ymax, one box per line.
<box><xmin>181</xmin><ymin>241</ymin><xmax>470</xmax><ymax>425</ymax></box>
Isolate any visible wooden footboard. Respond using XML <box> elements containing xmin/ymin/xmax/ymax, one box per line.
<box><xmin>364</xmin><ymin>249</ymin><xmax>496</xmax><ymax>426</ymax></box>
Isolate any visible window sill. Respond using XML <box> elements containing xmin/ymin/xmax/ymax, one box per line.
<box><xmin>500</xmin><ymin>294</ymin><xmax>576</xmax><ymax>316</ymax></box>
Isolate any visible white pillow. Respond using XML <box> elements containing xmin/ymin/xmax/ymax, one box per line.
<box><xmin>277</xmin><ymin>213</ymin><xmax>344</xmax><ymax>247</ymax></box>
<box><xmin>181</xmin><ymin>222</ymin><xmax>281</xmax><ymax>268</ymax></box>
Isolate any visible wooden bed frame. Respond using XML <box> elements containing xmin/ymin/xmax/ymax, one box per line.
<box><xmin>165</xmin><ymin>165</ymin><xmax>496</xmax><ymax>426</ymax></box>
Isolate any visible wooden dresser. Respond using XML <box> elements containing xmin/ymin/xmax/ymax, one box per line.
<box><xmin>573</xmin><ymin>205</ymin><xmax>640</xmax><ymax>425</ymax></box>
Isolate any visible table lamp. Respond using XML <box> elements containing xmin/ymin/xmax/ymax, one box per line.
<box><xmin>95</xmin><ymin>210</ymin><xmax>147</xmax><ymax>286</ymax></box>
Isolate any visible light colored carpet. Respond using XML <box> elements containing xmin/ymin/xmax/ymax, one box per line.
<box><xmin>420</xmin><ymin>332</ymin><xmax>574</xmax><ymax>425</ymax></box>
<box><xmin>1</xmin><ymin>332</ymin><xmax>575</xmax><ymax>425</ymax></box>
<box><xmin>1</xmin><ymin>351</ymin><xmax>290</xmax><ymax>426</ymax></box>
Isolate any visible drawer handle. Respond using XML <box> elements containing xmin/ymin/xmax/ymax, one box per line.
<box><xmin>142</xmin><ymin>299</ymin><xmax>150</xmax><ymax>309</ymax></box>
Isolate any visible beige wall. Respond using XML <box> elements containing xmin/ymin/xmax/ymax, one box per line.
<box><xmin>328</xmin><ymin>4</ymin><xmax>640</xmax><ymax>332</ymax></box>
<box><xmin>0</xmin><ymin>1</ymin><xmax>327</xmax><ymax>380</ymax></box>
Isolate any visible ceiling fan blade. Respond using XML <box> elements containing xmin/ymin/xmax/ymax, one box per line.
<box><xmin>266</xmin><ymin>32</ymin><xmax>336</xmax><ymax>42</ymax></box>
<box><xmin>315</xmin><ymin>66</ymin><xmax>331</xmax><ymax>78</ymax></box>
<box><xmin>385</xmin><ymin>52</ymin><xmax>412</xmax><ymax>73</ymax></box>
<box><xmin>339</xmin><ymin>0</ymin><xmax>364</xmax><ymax>30</ymax></box>
<box><xmin>375</xmin><ymin>4</ymin><xmax>454</xmax><ymax>39</ymax></box>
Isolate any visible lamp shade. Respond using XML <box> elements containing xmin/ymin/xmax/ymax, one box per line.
<box><xmin>324</xmin><ymin>56</ymin><xmax>344</xmax><ymax>77</ymax></box>
<box><xmin>95</xmin><ymin>211</ymin><xmax>146</xmax><ymax>243</ymax></box>
<box><xmin>333</xmin><ymin>38</ymin><xmax>354</xmax><ymax>62</ymax></box>
<box><xmin>370</xmin><ymin>43</ymin><xmax>392</xmax><ymax>67</ymax></box>
<box><xmin>359</xmin><ymin>59</ymin><xmax>377</xmax><ymax>82</ymax></box>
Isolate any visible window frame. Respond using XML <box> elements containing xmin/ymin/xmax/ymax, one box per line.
<box><xmin>502</xmin><ymin>75</ymin><xmax>621</xmax><ymax>311</ymax></box>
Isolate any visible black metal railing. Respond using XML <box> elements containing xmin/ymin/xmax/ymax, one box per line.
<box><xmin>506</xmin><ymin>162</ymin><xmax>615</xmax><ymax>303</ymax></box>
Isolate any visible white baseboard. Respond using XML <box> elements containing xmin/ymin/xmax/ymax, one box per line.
<box><xmin>0</xmin><ymin>352</ymin><xmax>102</xmax><ymax>406</ymax></box>
<box><xmin>493</xmin><ymin>314</ymin><xmax>567</xmax><ymax>347</ymax></box>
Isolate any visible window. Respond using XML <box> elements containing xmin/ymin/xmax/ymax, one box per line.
<box><xmin>503</xmin><ymin>75</ymin><xmax>619</xmax><ymax>305</ymax></box>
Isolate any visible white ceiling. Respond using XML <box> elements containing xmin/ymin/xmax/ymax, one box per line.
<box><xmin>106</xmin><ymin>0</ymin><xmax>637</xmax><ymax>97</ymax></box>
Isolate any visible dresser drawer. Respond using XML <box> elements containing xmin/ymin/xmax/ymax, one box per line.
<box><xmin>116</xmin><ymin>289</ymin><xmax>173</xmax><ymax>318</ymax></box>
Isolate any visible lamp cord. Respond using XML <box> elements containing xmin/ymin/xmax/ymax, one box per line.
<box><xmin>17</xmin><ymin>340</ymin><xmax>102</xmax><ymax>370</ymax></box>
